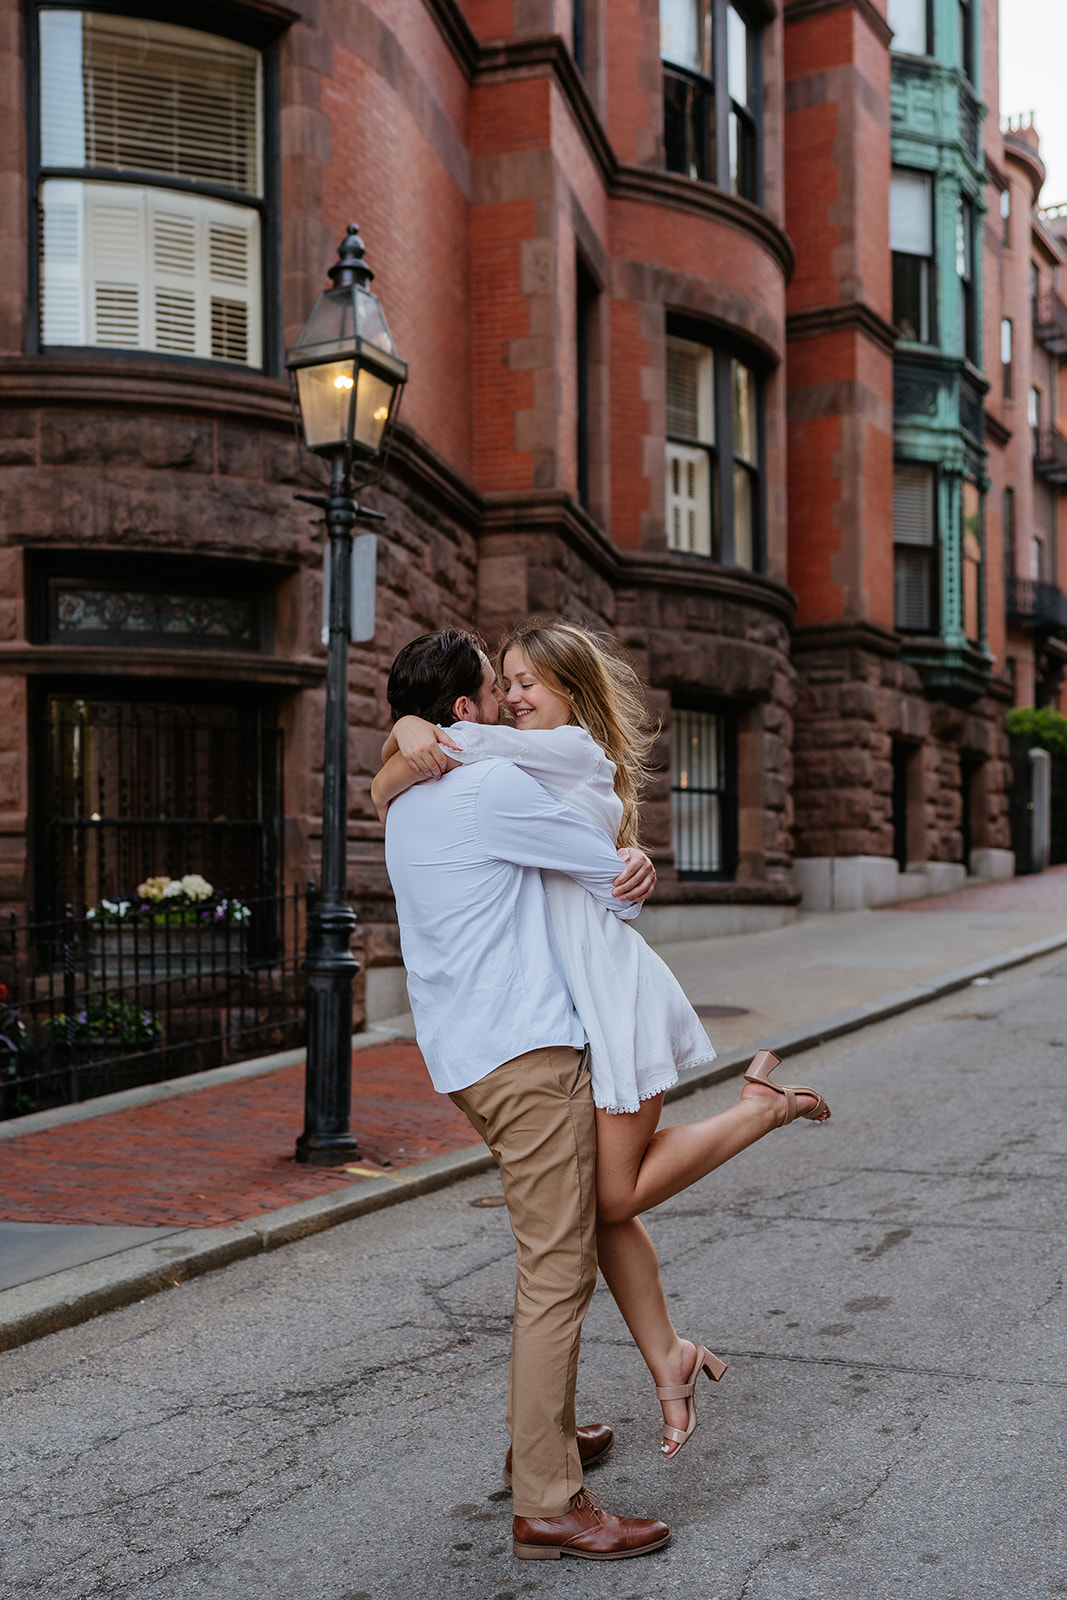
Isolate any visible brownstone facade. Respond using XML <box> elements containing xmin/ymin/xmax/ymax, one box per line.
<box><xmin>0</xmin><ymin>0</ymin><xmax>805</xmax><ymax>1028</ymax></box>
<box><xmin>0</xmin><ymin>0</ymin><xmax>1054</xmax><ymax>1029</ymax></box>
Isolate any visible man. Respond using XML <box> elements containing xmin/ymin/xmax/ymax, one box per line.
<box><xmin>379</xmin><ymin>628</ymin><xmax>670</xmax><ymax>1562</ymax></box>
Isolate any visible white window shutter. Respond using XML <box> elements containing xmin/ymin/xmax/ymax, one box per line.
<box><xmin>207</xmin><ymin>207</ymin><xmax>261</xmax><ymax>366</ymax></box>
<box><xmin>666</xmin><ymin>442</ymin><xmax>711</xmax><ymax>555</ymax></box>
<box><xmin>85</xmin><ymin>187</ymin><xmax>146</xmax><ymax>349</ymax></box>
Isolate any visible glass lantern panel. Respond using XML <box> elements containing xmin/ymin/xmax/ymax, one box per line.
<box><xmin>295</xmin><ymin>359</ymin><xmax>355</xmax><ymax>452</ymax></box>
<box><xmin>353</xmin><ymin>367</ymin><xmax>397</xmax><ymax>454</ymax></box>
<box><xmin>353</xmin><ymin>286</ymin><xmax>398</xmax><ymax>355</ymax></box>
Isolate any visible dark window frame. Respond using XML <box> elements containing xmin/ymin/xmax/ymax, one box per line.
<box><xmin>576</xmin><ymin>253</ymin><xmax>598</xmax><ymax>512</ymax></box>
<box><xmin>669</xmin><ymin>699</ymin><xmax>739</xmax><ymax>882</ymax></box>
<box><xmin>662</xmin><ymin>0</ymin><xmax>763</xmax><ymax>205</ymax></box>
<box><xmin>26</xmin><ymin>0</ymin><xmax>283</xmax><ymax>375</ymax></box>
<box><xmin>665</xmin><ymin>313</ymin><xmax>766</xmax><ymax>572</ymax></box>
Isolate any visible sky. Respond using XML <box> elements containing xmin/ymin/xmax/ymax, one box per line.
<box><xmin>1000</xmin><ymin>1</ymin><xmax>1067</xmax><ymax>208</ymax></box>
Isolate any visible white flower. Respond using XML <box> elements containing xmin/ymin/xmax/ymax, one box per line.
<box><xmin>161</xmin><ymin>880</ymin><xmax>184</xmax><ymax>899</ymax></box>
<box><xmin>179</xmin><ymin>873</ymin><xmax>214</xmax><ymax>901</ymax></box>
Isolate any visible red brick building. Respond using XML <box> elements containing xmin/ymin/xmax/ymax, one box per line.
<box><xmin>0</xmin><ymin>0</ymin><xmax>1054</xmax><ymax>1027</ymax></box>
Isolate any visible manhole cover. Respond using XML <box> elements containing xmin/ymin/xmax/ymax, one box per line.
<box><xmin>469</xmin><ymin>1194</ymin><xmax>507</xmax><ymax>1208</ymax></box>
<box><xmin>695</xmin><ymin>1004</ymin><xmax>750</xmax><ymax>1019</ymax></box>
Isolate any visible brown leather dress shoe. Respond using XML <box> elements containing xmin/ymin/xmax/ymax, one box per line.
<box><xmin>513</xmin><ymin>1488</ymin><xmax>670</xmax><ymax>1561</ymax></box>
<box><xmin>502</xmin><ymin>1422</ymin><xmax>613</xmax><ymax>1488</ymax></box>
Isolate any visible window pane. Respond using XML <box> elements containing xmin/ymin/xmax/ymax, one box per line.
<box><xmin>666</xmin><ymin>442</ymin><xmax>713</xmax><ymax>555</ymax></box>
<box><xmin>733</xmin><ymin>464</ymin><xmax>755</xmax><ymax>569</ymax></box>
<box><xmin>40</xmin><ymin>11</ymin><xmax>262</xmax><ymax>195</ymax></box>
<box><xmin>894</xmin><ymin>547</ymin><xmax>934</xmax><ymax>631</ymax></box>
<box><xmin>888</xmin><ymin>0</ymin><xmax>928</xmax><ymax>54</ymax></box>
<box><xmin>726</xmin><ymin>6</ymin><xmax>748</xmax><ymax>105</ymax></box>
<box><xmin>890</xmin><ymin>170</ymin><xmax>932</xmax><ymax>255</ymax></box>
<box><xmin>892</xmin><ymin>252</ymin><xmax>929</xmax><ymax>342</ymax></box>
<box><xmin>731</xmin><ymin>359</ymin><xmax>757</xmax><ymax>461</ymax></box>
<box><xmin>893</xmin><ymin>464</ymin><xmax>935</xmax><ymax>545</ymax></box>
<box><xmin>660</xmin><ymin>0</ymin><xmax>709</xmax><ymax>75</ymax></box>
<box><xmin>667</xmin><ymin>337</ymin><xmax>714</xmax><ymax>441</ymax></box>
<box><xmin>40</xmin><ymin>178</ymin><xmax>261</xmax><ymax>364</ymax></box>
<box><xmin>962</xmin><ymin>480</ymin><xmax>981</xmax><ymax>643</ymax></box>
<box><xmin>663</xmin><ymin>68</ymin><xmax>714</xmax><ymax>182</ymax></box>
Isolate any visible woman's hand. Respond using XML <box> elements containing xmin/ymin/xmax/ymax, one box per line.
<box><xmin>612</xmin><ymin>846</ymin><xmax>657</xmax><ymax>903</ymax></box>
<box><xmin>394</xmin><ymin>716</ymin><xmax>462</xmax><ymax>778</ymax></box>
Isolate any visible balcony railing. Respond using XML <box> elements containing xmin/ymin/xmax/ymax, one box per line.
<box><xmin>1034</xmin><ymin>426</ymin><xmax>1067</xmax><ymax>484</ymax></box>
<box><xmin>1033</xmin><ymin>292</ymin><xmax>1067</xmax><ymax>356</ymax></box>
<box><xmin>1006</xmin><ymin>577</ymin><xmax>1067</xmax><ymax>630</ymax></box>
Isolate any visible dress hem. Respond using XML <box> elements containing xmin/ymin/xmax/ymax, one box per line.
<box><xmin>594</xmin><ymin>1049</ymin><xmax>718</xmax><ymax>1116</ymax></box>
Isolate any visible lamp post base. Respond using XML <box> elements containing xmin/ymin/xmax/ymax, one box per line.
<box><xmin>296</xmin><ymin>902</ymin><xmax>361</xmax><ymax>1165</ymax></box>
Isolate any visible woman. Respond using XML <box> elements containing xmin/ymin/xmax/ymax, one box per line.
<box><xmin>372</xmin><ymin>618</ymin><xmax>829</xmax><ymax>1458</ymax></box>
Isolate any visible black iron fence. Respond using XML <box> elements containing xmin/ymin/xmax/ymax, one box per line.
<box><xmin>0</xmin><ymin>885</ymin><xmax>309</xmax><ymax>1120</ymax></box>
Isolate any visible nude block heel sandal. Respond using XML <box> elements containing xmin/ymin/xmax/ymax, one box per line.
<box><xmin>656</xmin><ymin>1343</ymin><xmax>728</xmax><ymax>1458</ymax></box>
<box><xmin>744</xmin><ymin>1048</ymin><xmax>831</xmax><ymax>1123</ymax></box>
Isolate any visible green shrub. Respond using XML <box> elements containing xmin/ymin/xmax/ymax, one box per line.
<box><xmin>1006</xmin><ymin>705</ymin><xmax>1067</xmax><ymax>757</ymax></box>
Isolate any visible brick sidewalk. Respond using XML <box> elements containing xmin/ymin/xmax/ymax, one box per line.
<box><xmin>0</xmin><ymin>1043</ymin><xmax>474</xmax><ymax>1229</ymax></box>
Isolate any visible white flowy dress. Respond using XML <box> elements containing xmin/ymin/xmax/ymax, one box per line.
<box><xmin>445</xmin><ymin>721</ymin><xmax>716</xmax><ymax>1114</ymax></box>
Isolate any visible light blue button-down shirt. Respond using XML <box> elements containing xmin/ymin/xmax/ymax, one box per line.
<box><xmin>384</xmin><ymin>758</ymin><xmax>640</xmax><ymax>1094</ymax></box>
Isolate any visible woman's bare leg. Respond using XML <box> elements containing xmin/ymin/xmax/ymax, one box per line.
<box><xmin>595</xmin><ymin>1212</ymin><xmax>703</xmax><ymax>1454</ymax></box>
<box><xmin>595</xmin><ymin>1083</ymin><xmax>795</xmax><ymax>1227</ymax></box>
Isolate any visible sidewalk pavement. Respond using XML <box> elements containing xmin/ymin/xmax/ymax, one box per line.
<box><xmin>1</xmin><ymin>865</ymin><xmax>1064</xmax><ymax>1351</ymax></box>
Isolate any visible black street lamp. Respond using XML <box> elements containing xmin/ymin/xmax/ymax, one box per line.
<box><xmin>286</xmin><ymin>223</ymin><xmax>408</xmax><ymax>1165</ymax></box>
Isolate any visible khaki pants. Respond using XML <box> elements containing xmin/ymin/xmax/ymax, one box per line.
<box><xmin>450</xmin><ymin>1045</ymin><xmax>597</xmax><ymax>1517</ymax></box>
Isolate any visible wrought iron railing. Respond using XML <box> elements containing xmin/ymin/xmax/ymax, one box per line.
<box><xmin>1006</xmin><ymin>577</ymin><xmax>1067</xmax><ymax>630</ymax></box>
<box><xmin>0</xmin><ymin>885</ymin><xmax>310</xmax><ymax>1119</ymax></box>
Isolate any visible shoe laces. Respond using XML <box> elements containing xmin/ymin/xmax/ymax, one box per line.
<box><xmin>572</xmin><ymin>1488</ymin><xmax>604</xmax><ymax>1519</ymax></box>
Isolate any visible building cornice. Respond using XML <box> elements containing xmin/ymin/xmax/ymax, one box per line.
<box><xmin>0</xmin><ymin>645</ymin><xmax>325</xmax><ymax>686</ymax></box>
<box><xmin>787</xmin><ymin>302</ymin><xmax>897</xmax><ymax>356</ymax></box>
<box><xmin>613</xmin><ymin>167</ymin><xmax>795</xmax><ymax>280</ymax></box>
<box><xmin>0</xmin><ymin>355</ymin><xmax>292</xmax><ymax>426</ymax></box>
<box><xmin>791</xmin><ymin>620</ymin><xmax>903</xmax><ymax>658</ymax></box>
<box><xmin>783</xmin><ymin>0</ymin><xmax>893</xmax><ymax>50</ymax></box>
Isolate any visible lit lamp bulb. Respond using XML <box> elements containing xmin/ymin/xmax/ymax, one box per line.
<box><xmin>333</xmin><ymin>374</ymin><xmax>354</xmax><ymax>390</ymax></box>
<box><xmin>373</xmin><ymin>405</ymin><xmax>389</xmax><ymax>422</ymax></box>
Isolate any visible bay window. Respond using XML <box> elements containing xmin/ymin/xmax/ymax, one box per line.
<box><xmin>36</xmin><ymin>10</ymin><xmax>264</xmax><ymax>366</ymax></box>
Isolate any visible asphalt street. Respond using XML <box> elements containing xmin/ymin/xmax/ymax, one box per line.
<box><xmin>2</xmin><ymin>949</ymin><xmax>1065</xmax><ymax>1600</ymax></box>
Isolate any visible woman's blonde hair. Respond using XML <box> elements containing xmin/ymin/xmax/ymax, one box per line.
<box><xmin>496</xmin><ymin>617</ymin><xmax>656</xmax><ymax>848</ymax></box>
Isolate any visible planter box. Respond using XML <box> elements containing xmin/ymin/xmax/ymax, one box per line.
<box><xmin>91</xmin><ymin>923</ymin><xmax>247</xmax><ymax>978</ymax></box>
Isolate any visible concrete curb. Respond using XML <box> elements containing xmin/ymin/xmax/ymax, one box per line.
<box><xmin>2</xmin><ymin>928</ymin><xmax>1065</xmax><ymax>1354</ymax></box>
